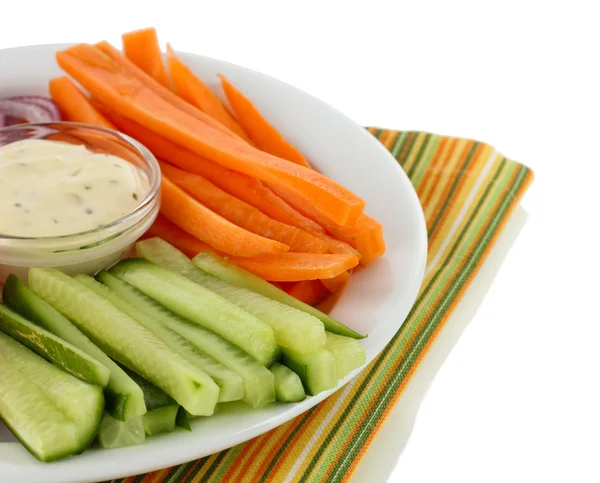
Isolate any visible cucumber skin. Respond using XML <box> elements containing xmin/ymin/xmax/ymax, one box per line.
<box><xmin>0</xmin><ymin>301</ymin><xmax>110</xmax><ymax>388</ymax></box>
<box><xmin>3</xmin><ymin>274</ymin><xmax>143</xmax><ymax>422</ymax></box>
<box><xmin>191</xmin><ymin>251</ymin><xmax>366</xmax><ymax>339</ymax></box>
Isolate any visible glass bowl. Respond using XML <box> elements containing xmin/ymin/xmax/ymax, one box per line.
<box><xmin>0</xmin><ymin>122</ymin><xmax>161</xmax><ymax>284</ymax></box>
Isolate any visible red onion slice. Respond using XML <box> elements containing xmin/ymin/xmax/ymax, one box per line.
<box><xmin>0</xmin><ymin>97</ymin><xmax>61</xmax><ymax>125</ymax></box>
<box><xmin>9</xmin><ymin>95</ymin><xmax>61</xmax><ymax>121</ymax></box>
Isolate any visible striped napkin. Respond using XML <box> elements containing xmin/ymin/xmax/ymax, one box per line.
<box><xmin>107</xmin><ymin>129</ymin><xmax>533</xmax><ymax>483</ymax></box>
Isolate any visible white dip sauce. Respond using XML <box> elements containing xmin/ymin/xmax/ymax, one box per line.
<box><xmin>0</xmin><ymin>139</ymin><xmax>150</xmax><ymax>237</ymax></box>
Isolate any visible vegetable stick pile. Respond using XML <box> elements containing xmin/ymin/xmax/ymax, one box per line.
<box><xmin>49</xmin><ymin>28</ymin><xmax>386</xmax><ymax>306</ymax></box>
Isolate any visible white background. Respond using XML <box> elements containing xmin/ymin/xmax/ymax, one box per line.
<box><xmin>1</xmin><ymin>1</ymin><xmax>599</xmax><ymax>481</ymax></box>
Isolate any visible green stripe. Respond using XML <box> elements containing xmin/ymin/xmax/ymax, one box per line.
<box><xmin>396</xmin><ymin>131</ymin><xmax>420</xmax><ymax>170</ymax></box>
<box><xmin>427</xmin><ymin>142</ymin><xmax>481</xmax><ymax>238</ymax></box>
<box><xmin>327</xmin><ymin>165</ymin><xmax>530</xmax><ymax>481</ymax></box>
<box><xmin>300</xmin><ymin>157</ymin><xmax>511</xmax><ymax>481</ymax></box>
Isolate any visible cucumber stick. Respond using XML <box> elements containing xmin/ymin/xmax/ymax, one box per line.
<box><xmin>110</xmin><ymin>258</ymin><xmax>278</xmax><ymax>365</ymax></box>
<box><xmin>0</xmin><ymin>332</ymin><xmax>104</xmax><ymax>461</ymax></box>
<box><xmin>3</xmin><ymin>274</ymin><xmax>145</xmax><ymax>422</ymax></box>
<box><xmin>97</xmin><ymin>413</ymin><xmax>145</xmax><ymax>449</ymax></box>
<box><xmin>86</xmin><ymin>272</ymin><xmax>243</xmax><ymax>403</ymax></box>
<box><xmin>28</xmin><ymin>267</ymin><xmax>219</xmax><ymax>416</ymax></box>
<box><xmin>282</xmin><ymin>348</ymin><xmax>338</xmax><ymax>396</ymax></box>
<box><xmin>136</xmin><ymin>238</ymin><xmax>326</xmax><ymax>354</ymax></box>
<box><xmin>325</xmin><ymin>332</ymin><xmax>367</xmax><ymax>378</ymax></box>
<box><xmin>99</xmin><ymin>271</ymin><xmax>274</xmax><ymax>408</ymax></box>
<box><xmin>0</xmin><ymin>302</ymin><xmax>110</xmax><ymax>387</ymax></box>
<box><xmin>192</xmin><ymin>251</ymin><xmax>366</xmax><ymax>339</ymax></box>
<box><xmin>270</xmin><ymin>363</ymin><xmax>306</xmax><ymax>403</ymax></box>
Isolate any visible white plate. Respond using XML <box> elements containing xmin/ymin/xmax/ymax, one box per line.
<box><xmin>0</xmin><ymin>44</ymin><xmax>428</xmax><ymax>483</ymax></box>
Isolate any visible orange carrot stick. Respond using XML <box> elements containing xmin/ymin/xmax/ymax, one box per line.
<box><xmin>270</xmin><ymin>185</ymin><xmax>385</xmax><ymax>266</ymax></box>
<box><xmin>320</xmin><ymin>270</ymin><xmax>352</xmax><ymax>293</ymax></box>
<box><xmin>56</xmin><ymin>44</ymin><xmax>365</xmax><ymax>226</ymax></box>
<box><xmin>94</xmin><ymin>41</ymin><xmax>239</xmax><ymax>139</ymax></box>
<box><xmin>160</xmin><ymin>175</ymin><xmax>289</xmax><ymax>257</ymax></box>
<box><xmin>101</xmin><ymin>110</ymin><xmax>327</xmax><ymax>234</ymax></box>
<box><xmin>219</xmin><ymin>74</ymin><xmax>311</xmax><ymax>168</ymax></box>
<box><xmin>160</xmin><ymin>162</ymin><xmax>328</xmax><ymax>254</ymax></box>
<box><xmin>122</xmin><ymin>28</ymin><xmax>170</xmax><ymax>88</ymax></box>
<box><xmin>281</xmin><ymin>280</ymin><xmax>330</xmax><ymax>306</ymax></box>
<box><xmin>49</xmin><ymin>76</ymin><xmax>116</xmax><ymax>129</ymax></box>
<box><xmin>144</xmin><ymin>214</ymin><xmax>355</xmax><ymax>283</ymax></box>
<box><xmin>228</xmin><ymin>253</ymin><xmax>358</xmax><ymax>282</ymax></box>
<box><xmin>166</xmin><ymin>46</ymin><xmax>251</xmax><ymax>143</ymax></box>
<box><xmin>145</xmin><ymin>214</ymin><xmax>214</xmax><ymax>258</ymax></box>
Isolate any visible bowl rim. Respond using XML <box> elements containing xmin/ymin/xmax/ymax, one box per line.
<box><xmin>0</xmin><ymin>121</ymin><xmax>162</xmax><ymax>241</ymax></box>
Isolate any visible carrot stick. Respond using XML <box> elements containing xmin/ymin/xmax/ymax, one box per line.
<box><xmin>219</xmin><ymin>74</ymin><xmax>311</xmax><ymax>168</ymax></box>
<box><xmin>94</xmin><ymin>41</ymin><xmax>239</xmax><ymax>140</ymax></box>
<box><xmin>122</xmin><ymin>28</ymin><xmax>170</xmax><ymax>88</ymax></box>
<box><xmin>320</xmin><ymin>271</ymin><xmax>352</xmax><ymax>293</ymax></box>
<box><xmin>49</xmin><ymin>76</ymin><xmax>116</xmax><ymax>129</ymax></box>
<box><xmin>160</xmin><ymin>162</ymin><xmax>329</xmax><ymax>254</ymax></box>
<box><xmin>145</xmin><ymin>214</ymin><xmax>214</xmax><ymax>258</ymax></box>
<box><xmin>270</xmin><ymin>185</ymin><xmax>385</xmax><ymax>266</ymax></box>
<box><xmin>56</xmin><ymin>44</ymin><xmax>365</xmax><ymax>226</ymax></box>
<box><xmin>227</xmin><ymin>252</ymin><xmax>358</xmax><ymax>282</ymax></box>
<box><xmin>160</xmin><ymin>175</ymin><xmax>288</xmax><ymax>257</ymax></box>
<box><xmin>101</xmin><ymin>110</ymin><xmax>327</xmax><ymax>234</ymax></box>
<box><xmin>166</xmin><ymin>46</ymin><xmax>251</xmax><ymax>142</ymax></box>
<box><xmin>280</xmin><ymin>280</ymin><xmax>330</xmax><ymax>306</ymax></box>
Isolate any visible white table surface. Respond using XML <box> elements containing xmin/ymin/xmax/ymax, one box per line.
<box><xmin>2</xmin><ymin>2</ymin><xmax>599</xmax><ymax>481</ymax></box>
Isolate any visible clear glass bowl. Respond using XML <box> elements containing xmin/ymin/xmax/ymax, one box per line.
<box><xmin>0</xmin><ymin>122</ymin><xmax>161</xmax><ymax>284</ymax></box>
